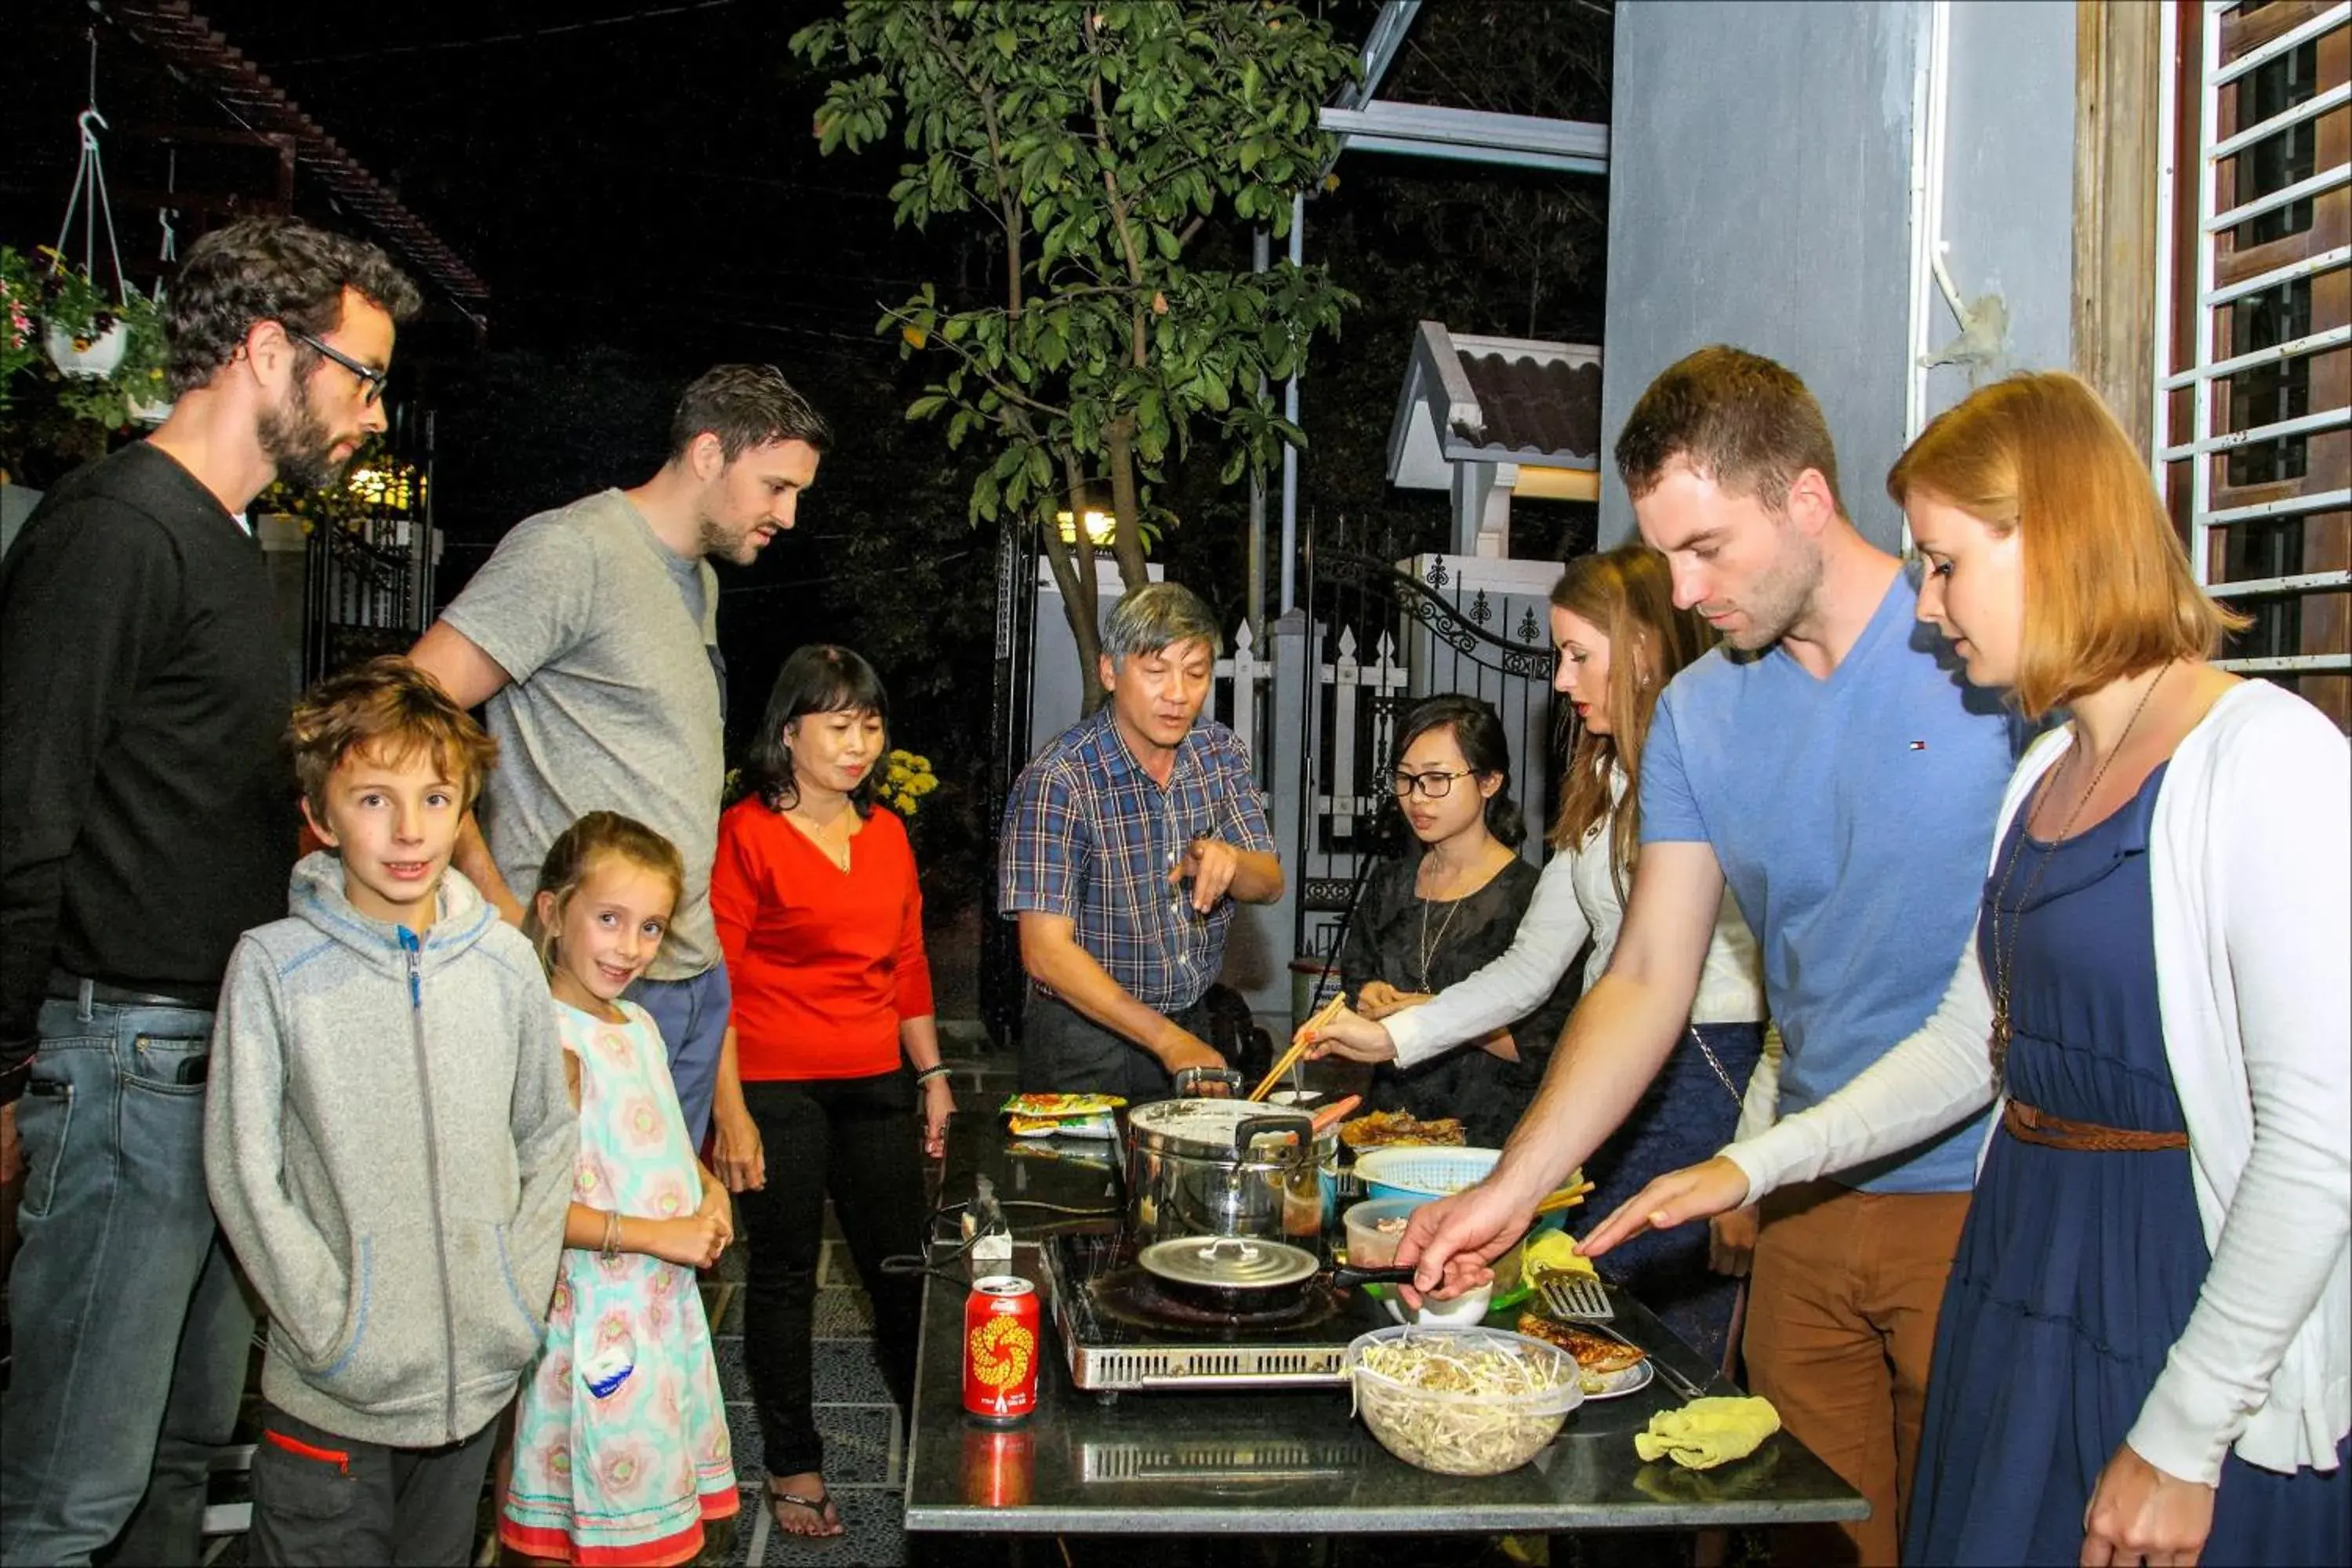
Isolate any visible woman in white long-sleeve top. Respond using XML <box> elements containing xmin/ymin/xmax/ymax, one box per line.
<box><xmin>1312</xmin><ymin>544</ymin><xmax>1770</xmax><ymax>1362</ymax></box>
<box><xmin>1585</xmin><ymin>372</ymin><xmax>2349</xmax><ymax>1567</ymax></box>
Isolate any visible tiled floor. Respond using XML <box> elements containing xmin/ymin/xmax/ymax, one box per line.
<box><xmin>713</xmin><ymin>1229</ymin><xmax>913</xmax><ymax>1568</ymax></box>
<box><xmin>713</xmin><ymin>1033</ymin><xmax>1016</xmax><ymax>1564</ymax></box>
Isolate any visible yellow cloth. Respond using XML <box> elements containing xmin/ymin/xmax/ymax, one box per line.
<box><xmin>1633</xmin><ymin>1396</ymin><xmax>1781</xmax><ymax>1470</ymax></box>
<box><xmin>1521</xmin><ymin>1230</ymin><xmax>1596</xmax><ymax>1281</ymax></box>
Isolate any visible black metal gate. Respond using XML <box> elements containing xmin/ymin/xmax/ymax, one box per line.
<box><xmin>1293</xmin><ymin>543</ymin><xmax>1567</xmax><ymax>972</ymax></box>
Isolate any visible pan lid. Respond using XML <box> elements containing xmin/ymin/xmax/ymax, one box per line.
<box><xmin>1138</xmin><ymin>1235</ymin><xmax>1322</xmax><ymax>1290</ymax></box>
<box><xmin>1126</xmin><ymin>1098</ymin><xmax>1314</xmax><ymax>1156</ymax></box>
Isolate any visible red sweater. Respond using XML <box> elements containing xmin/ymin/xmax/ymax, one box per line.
<box><xmin>711</xmin><ymin>797</ymin><xmax>935</xmax><ymax>1081</ymax></box>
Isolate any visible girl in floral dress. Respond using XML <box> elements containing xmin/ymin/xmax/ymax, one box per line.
<box><xmin>500</xmin><ymin>813</ymin><xmax>739</xmax><ymax>1566</ymax></box>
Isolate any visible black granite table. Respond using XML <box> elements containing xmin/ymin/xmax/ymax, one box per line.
<box><xmin>903</xmin><ymin>1120</ymin><xmax>1867</xmax><ymax>1537</ymax></box>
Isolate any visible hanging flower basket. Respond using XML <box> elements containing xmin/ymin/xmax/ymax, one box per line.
<box><xmin>44</xmin><ymin>318</ymin><xmax>128</xmax><ymax>379</ymax></box>
<box><xmin>3</xmin><ymin>246</ymin><xmax>172</xmax><ymax>430</ymax></box>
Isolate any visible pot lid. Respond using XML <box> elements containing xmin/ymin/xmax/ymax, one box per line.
<box><xmin>1126</xmin><ymin>1098</ymin><xmax>1312</xmax><ymax>1155</ymax></box>
<box><xmin>1138</xmin><ymin>1235</ymin><xmax>1322</xmax><ymax>1290</ymax></box>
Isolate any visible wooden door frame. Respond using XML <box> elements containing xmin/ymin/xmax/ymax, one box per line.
<box><xmin>2073</xmin><ymin>0</ymin><xmax>2166</xmax><ymax>459</ymax></box>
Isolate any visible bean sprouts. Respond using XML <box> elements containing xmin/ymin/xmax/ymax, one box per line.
<box><xmin>1351</xmin><ymin>1334</ymin><xmax>1579</xmax><ymax>1475</ymax></box>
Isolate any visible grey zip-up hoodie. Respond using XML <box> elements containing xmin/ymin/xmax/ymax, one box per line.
<box><xmin>205</xmin><ymin>852</ymin><xmax>575</xmax><ymax>1447</ymax></box>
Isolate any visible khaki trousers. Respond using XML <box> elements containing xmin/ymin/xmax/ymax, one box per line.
<box><xmin>1744</xmin><ymin>1181</ymin><xmax>1972</xmax><ymax>1568</ymax></box>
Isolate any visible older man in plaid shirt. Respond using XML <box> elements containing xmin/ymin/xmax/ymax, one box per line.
<box><xmin>998</xmin><ymin>583</ymin><xmax>1283</xmax><ymax>1098</ymax></box>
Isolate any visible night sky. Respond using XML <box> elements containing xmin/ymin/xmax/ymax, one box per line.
<box><xmin>183</xmin><ymin>0</ymin><xmax>915</xmax><ymax>360</ymax></box>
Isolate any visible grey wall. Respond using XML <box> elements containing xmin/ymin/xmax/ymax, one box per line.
<box><xmin>1026</xmin><ymin>561</ymin><xmax>1165</xmax><ymax>761</ymax></box>
<box><xmin>1599</xmin><ymin>1</ymin><xmax>2078</xmax><ymax>552</ymax></box>
<box><xmin>1927</xmin><ymin>1</ymin><xmax>2078</xmax><ymax>419</ymax></box>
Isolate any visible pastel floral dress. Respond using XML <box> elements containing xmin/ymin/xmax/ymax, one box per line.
<box><xmin>501</xmin><ymin>1001</ymin><xmax>737</xmax><ymax>1566</ymax></box>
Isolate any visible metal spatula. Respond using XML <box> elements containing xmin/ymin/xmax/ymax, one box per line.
<box><xmin>1536</xmin><ymin>1273</ymin><xmax>1614</xmax><ymax>1322</ymax></box>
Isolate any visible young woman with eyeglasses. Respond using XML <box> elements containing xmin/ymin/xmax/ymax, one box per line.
<box><xmin>1312</xmin><ymin>546</ymin><xmax>1767</xmax><ymax>1361</ymax></box>
<box><xmin>1323</xmin><ymin>695</ymin><xmax>1574</xmax><ymax>1149</ymax></box>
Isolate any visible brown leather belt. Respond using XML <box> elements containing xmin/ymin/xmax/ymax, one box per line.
<box><xmin>2005</xmin><ymin>1099</ymin><xmax>2187</xmax><ymax>1152</ymax></box>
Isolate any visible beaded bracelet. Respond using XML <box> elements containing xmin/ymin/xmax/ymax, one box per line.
<box><xmin>914</xmin><ymin>1064</ymin><xmax>952</xmax><ymax>1087</ymax></box>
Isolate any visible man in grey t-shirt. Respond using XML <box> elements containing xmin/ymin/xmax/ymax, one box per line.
<box><xmin>411</xmin><ymin>365</ymin><xmax>829</xmax><ymax>1145</ymax></box>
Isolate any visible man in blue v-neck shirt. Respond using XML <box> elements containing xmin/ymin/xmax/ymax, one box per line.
<box><xmin>1403</xmin><ymin>347</ymin><xmax>2023</xmax><ymax>1566</ymax></box>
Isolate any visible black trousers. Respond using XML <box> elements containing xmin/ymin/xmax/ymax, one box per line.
<box><xmin>247</xmin><ymin>1403</ymin><xmax>496</xmax><ymax>1566</ymax></box>
<box><xmin>1018</xmin><ymin>991</ymin><xmax>1212</xmax><ymax>1102</ymax></box>
<box><xmin>735</xmin><ymin>1072</ymin><xmax>925</xmax><ymax>1480</ymax></box>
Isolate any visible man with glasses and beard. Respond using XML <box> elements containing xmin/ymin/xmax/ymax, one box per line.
<box><xmin>0</xmin><ymin>216</ymin><xmax>419</xmax><ymax>1565</ymax></box>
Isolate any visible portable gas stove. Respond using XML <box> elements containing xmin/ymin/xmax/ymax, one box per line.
<box><xmin>1042</xmin><ymin>1229</ymin><xmax>1393</xmax><ymax>1396</ymax></box>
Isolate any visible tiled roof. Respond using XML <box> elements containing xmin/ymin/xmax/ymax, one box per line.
<box><xmin>1453</xmin><ymin>350</ymin><xmax>1601</xmax><ymax>463</ymax></box>
<box><xmin>108</xmin><ymin>1</ymin><xmax>490</xmax><ymax>314</ymax></box>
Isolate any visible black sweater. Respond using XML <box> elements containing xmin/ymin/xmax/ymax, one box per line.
<box><xmin>1</xmin><ymin>443</ymin><xmax>297</xmax><ymax>1088</ymax></box>
<box><xmin>1338</xmin><ymin>850</ymin><xmax>1577</xmax><ymax>1149</ymax></box>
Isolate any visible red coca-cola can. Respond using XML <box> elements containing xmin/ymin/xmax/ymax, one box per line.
<box><xmin>962</xmin><ymin>1275</ymin><xmax>1040</xmax><ymax>1422</ymax></box>
<box><xmin>961</xmin><ymin>1421</ymin><xmax>1034</xmax><ymax>1506</ymax></box>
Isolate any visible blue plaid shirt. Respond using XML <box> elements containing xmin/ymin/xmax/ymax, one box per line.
<box><xmin>996</xmin><ymin>706</ymin><xmax>1277</xmax><ymax>1011</ymax></box>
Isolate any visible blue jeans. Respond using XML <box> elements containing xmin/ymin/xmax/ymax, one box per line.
<box><xmin>625</xmin><ymin>964</ymin><xmax>730</xmax><ymax>1149</ymax></box>
<box><xmin>1</xmin><ymin>992</ymin><xmax>257</xmax><ymax>1566</ymax></box>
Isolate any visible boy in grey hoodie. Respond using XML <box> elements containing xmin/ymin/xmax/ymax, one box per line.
<box><xmin>205</xmin><ymin>658</ymin><xmax>575</xmax><ymax>1566</ymax></box>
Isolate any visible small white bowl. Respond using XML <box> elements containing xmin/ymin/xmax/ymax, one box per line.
<box><xmin>1382</xmin><ymin>1279</ymin><xmax>1494</xmax><ymax>1327</ymax></box>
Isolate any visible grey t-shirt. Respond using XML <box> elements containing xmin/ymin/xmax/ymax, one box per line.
<box><xmin>442</xmin><ymin>489</ymin><xmax>724</xmax><ymax>979</ymax></box>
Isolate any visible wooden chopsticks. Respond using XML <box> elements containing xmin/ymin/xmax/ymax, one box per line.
<box><xmin>1248</xmin><ymin>990</ymin><xmax>1349</xmax><ymax>1102</ymax></box>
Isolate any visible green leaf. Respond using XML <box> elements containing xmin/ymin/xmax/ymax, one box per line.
<box><xmin>790</xmin><ymin>0</ymin><xmax>1358</xmax><ymax>603</ymax></box>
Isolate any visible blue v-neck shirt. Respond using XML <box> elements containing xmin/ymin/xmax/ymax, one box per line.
<box><xmin>1641</xmin><ymin>568</ymin><xmax>2025</xmax><ymax>1193</ymax></box>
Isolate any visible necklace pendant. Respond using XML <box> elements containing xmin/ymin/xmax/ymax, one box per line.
<box><xmin>1989</xmin><ymin>1007</ymin><xmax>2011</xmax><ymax>1080</ymax></box>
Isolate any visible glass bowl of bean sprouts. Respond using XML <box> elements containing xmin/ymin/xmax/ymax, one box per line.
<box><xmin>1345</xmin><ymin>1324</ymin><xmax>1585</xmax><ymax>1475</ymax></box>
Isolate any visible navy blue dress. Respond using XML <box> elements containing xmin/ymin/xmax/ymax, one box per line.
<box><xmin>1907</xmin><ymin>764</ymin><xmax>2349</xmax><ymax>1566</ymax></box>
<box><xmin>1582</xmin><ymin>1019</ymin><xmax>1762</xmax><ymax>1367</ymax></box>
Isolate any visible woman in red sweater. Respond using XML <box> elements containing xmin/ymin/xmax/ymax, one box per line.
<box><xmin>707</xmin><ymin>644</ymin><xmax>949</xmax><ymax>1540</ymax></box>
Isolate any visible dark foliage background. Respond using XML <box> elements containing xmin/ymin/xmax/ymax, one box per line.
<box><xmin>3</xmin><ymin>0</ymin><xmax>1613</xmax><ymax>936</ymax></box>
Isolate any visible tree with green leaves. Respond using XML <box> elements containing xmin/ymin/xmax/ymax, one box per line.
<box><xmin>791</xmin><ymin>0</ymin><xmax>1357</xmax><ymax>689</ymax></box>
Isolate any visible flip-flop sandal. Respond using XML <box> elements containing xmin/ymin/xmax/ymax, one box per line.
<box><xmin>766</xmin><ymin>1477</ymin><xmax>845</xmax><ymax>1539</ymax></box>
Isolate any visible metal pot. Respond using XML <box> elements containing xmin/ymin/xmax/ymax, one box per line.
<box><xmin>1122</xmin><ymin>1100</ymin><xmax>1338</xmax><ymax>1251</ymax></box>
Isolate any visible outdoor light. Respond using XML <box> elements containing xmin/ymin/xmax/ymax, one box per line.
<box><xmin>345</xmin><ymin>459</ymin><xmax>419</xmax><ymax>512</ymax></box>
<box><xmin>1055</xmin><ymin>506</ymin><xmax>1116</xmax><ymax>546</ymax></box>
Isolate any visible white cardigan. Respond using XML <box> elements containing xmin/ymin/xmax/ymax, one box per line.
<box><xmin>1724</xmin><ymin>680</ymin><xmax>2350</xmax><ymax>1483</ymax></box>
<box><xmin>1385</xmin><ymin>768</ymin><xmax>1766</xmax><ymax>1070</ymax></box>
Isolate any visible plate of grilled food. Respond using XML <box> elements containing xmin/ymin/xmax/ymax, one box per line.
<box><xmin>1338</xmin><ymin>1109</ymin><xmax>1468</xmax><ymax>1149</ymax></box>
<box><xmin>1515</xmin><ymin>1312</ymin><xmax>1657</xmax><ymax>1399</ymax></box>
